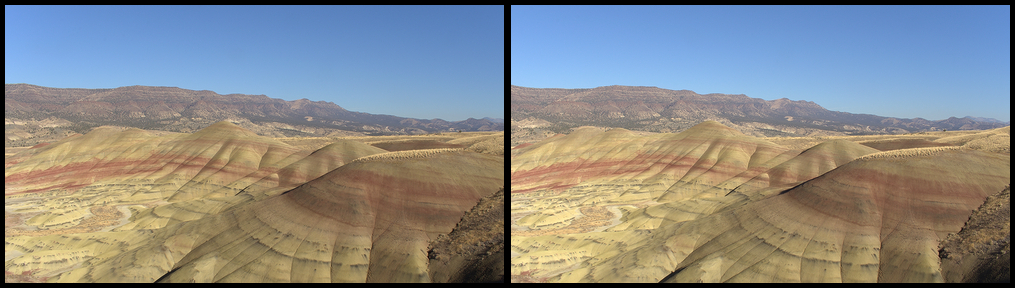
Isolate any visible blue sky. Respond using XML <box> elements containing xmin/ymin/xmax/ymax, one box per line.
<box><xmin>6</xmin><ymin>5</ymin><xmax>504</xmax><ymax>122</ymax></box>
<box><xmin>512</xmin><ymin>5</ymin><xmax>1010</xmax><ymax>122</ymax></box>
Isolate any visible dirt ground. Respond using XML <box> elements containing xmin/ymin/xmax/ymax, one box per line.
<box><xmin>427</xmin><ymin>188</ymin><xmax>505</xmax><ymax>283</ymax></box>
<box><xmin>939</xmin><ymin>185</ymin><xmax>1010</xmax><ymax>283</ymax></box>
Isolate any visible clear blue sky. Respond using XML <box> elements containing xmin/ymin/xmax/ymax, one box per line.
<box><xmin>512</xmin><ymin>5</ymin><xmax>1010</xmax><ymax>122</ymax></box>
<box><xmin>6</xmin><ymin>5</ymin><xmax>504</xmax><ymax>122</ymax></box>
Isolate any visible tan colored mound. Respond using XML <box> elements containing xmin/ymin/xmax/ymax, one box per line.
<box><xmin>935</xmin><ymin>126</ymin><xmax>1010</xmax><ymax>154</ymax></box>
<box><xmin>252</xmin><ymin>139</ymin><xmax>389</xmax><ymax>194</ymax></box>
<box><xmin>857</xmin><ymin>138</ymin><xmax>955</xmax><ymax>151</ymax></box>
<box><xmin>4</xmin><ymin>230</ymin><xmax>156</xmax><ymax>282</ymax></box>
<box><xmin>517</xmin><ymin>147</ymin><xmax>1006</xmax><ymax>282</ymax></box>
<box><xmin>510</xmin><ymin>121</ymin><xmax>1009</xmax><ymax>283</ymax></box>
<box><xmin>648</xmin><ymin>149</ymin><xmax>1008</xmax><ymax>282</ymax></box>
<box><xmin>110</xmin><ymin>140</ymin><xmax>389</xmax><ymax>232</ymax></box>
<box><xmin>43</xmin><ymin>150</ymin><xmax>503</xmax><ymax>283</ymax></box>
<box><xmin>448</xmin><ymin>132</ymin><xmax>505</xmax><ymax>156</ymax></box>
<box><xmin>367</xmin><ymin>139</ymin><xmax>465</xmax><ymax>152</ymax></box>
<box><xmin>758</xmin><ymin>139</ymin><xmax>880</xmax><ymax>188</ymax></box>
<box><xmin>665</xmin><ymin>139</ymin><xmax>882</xmax><ymax>220</ymax></box>
<box><xmin>511</xmin><ymin>121</ymin><xmax>800</xmax><ymax>238</ymax></box>
<box><xmin>6</xmin><ymin>121</ymin><xmax>505</xmax><ymax>283</ymax></box>
<box><xmin>962</xmin><ymin>134</ymin><xmax>1010</xmax><ymax>154</ymax></box>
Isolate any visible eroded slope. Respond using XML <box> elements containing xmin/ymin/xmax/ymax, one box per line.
<box><xmin>6</xmin><ymin>122</ymin><xmax>505</xmax><ymax>282</ymax></box>
<box><xmin>510</xmin><ymin>121</ymin><xmax>1010</xmax><ymax>283</ymax></box>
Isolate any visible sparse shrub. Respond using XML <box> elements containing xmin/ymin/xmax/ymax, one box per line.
<box><xmin>855</xmin><ymin>146</ymin><xmax>965</xmax><ymax>161</ymax></box>
<box><xmin>350</xmin><ymin>148</ymin><xmax>465</xmax><ymax>163</ymax></box>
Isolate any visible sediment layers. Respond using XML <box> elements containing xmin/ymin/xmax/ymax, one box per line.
<box><xmin>510</xmin><ymin>121</ymin><xmax>1010</xmax><ymax>283</ymax></box>
<box><xmin>5</xmin><ymin>121</ymin><xmax>505</xmax><ymax>282</ymax></box>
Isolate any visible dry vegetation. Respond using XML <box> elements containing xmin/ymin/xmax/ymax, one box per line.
<box><xmin>939</xmin><ymin>185</ymin><xmax>1011</xmax><ymax>282</ymax></box>
<box><xmin>276</xmin><ymin>131</ymin><xmax>500</xmax><ymax>152</ymax></box>
<box><xmin>351</xmin><ymin>148</ymin><xmax>466</xmax><ymax>163</ymax></box>
<box><xmin>962</xmin><ymin>134</ymin><xmax>1010</xmax><ymax>154</ymax></box>
<box><xmin>855</xmin><ymin>146</ymin><xmax>967</xmax><ymax>161</ymax></box>
<box><xmin>935</xmin><ymin>127</ymin><xmax>1011</xmax><ymax>154</ymax></box>
<box><xmin>758</xmin><ymin>126</ymin><xmax>1010</xmax><ymax>154</ymax></box>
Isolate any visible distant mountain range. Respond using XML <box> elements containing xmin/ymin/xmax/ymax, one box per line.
<box><xmin>5</xmin><ymin>84</ymin><xmax>503</xmax><ymax>147</ymax></box>
<box><xmin>962</xmin><ymin>116</ymin><xmax>1009</xmax><ymax>124</ymax></box>
<box><xmin>511</xmin><ymin>85</ymin><xmax>1008</xmax><ymax>145</ymax></box>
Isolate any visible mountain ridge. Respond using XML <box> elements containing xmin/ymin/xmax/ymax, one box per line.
<box><xmin>511</xmin><ymin>85</ymin><xmax>1008</xmax><ymax>146</ymax></box>
<box><xmin>6</xmin><ymin>84</ymin><xmax>503</xmax><ymax>148</ymax></box>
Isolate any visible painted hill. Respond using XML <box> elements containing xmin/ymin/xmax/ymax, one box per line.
<box><xmin>510</xmin><ymin>121</ymin><xmax>1010</xmax><ymax>283</ymax></box>
<box><xmin>510</xmin><ymin>85</ymin><xmax>1009</xmax><ymax>147</ymax></box>
<box><xmin>5</xmin><ymin>121</ymin><xmax>505</xmax><ymax>282</ymax></box>
<box><xmin>657</xmin><ymin>148</ymin><xmax>1008</xmax><ymax>283</ymax></box>
<box><xmin>5</xmin><ymin>83</ymin><xmax>504</xmax><ymax>148</ymax></box>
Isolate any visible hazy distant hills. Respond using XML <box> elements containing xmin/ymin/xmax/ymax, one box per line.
<box><xmin>963</xmin><ymin>116</ymin><xmax>1009</xmax><ymax>124</ymax></box>
<box><xmin>5</xmin><ymin>84</ymin><xmax>503</xmax><ymax>147</ymax></box>
<box><xmin>511</xmin><ymin>85</ymin><xmax>1008</xmax><ymax>145</ymax></box>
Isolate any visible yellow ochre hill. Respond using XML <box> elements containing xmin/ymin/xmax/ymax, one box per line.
<box><xmin>5</xmin><ymin>121</ymin><xmax>505</xmax><ymax>283</ymax></box>
<box><xmin>511</xmin><ymin>120</ymin><xmax>1010</xmax><ymax>283</ymax></box>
